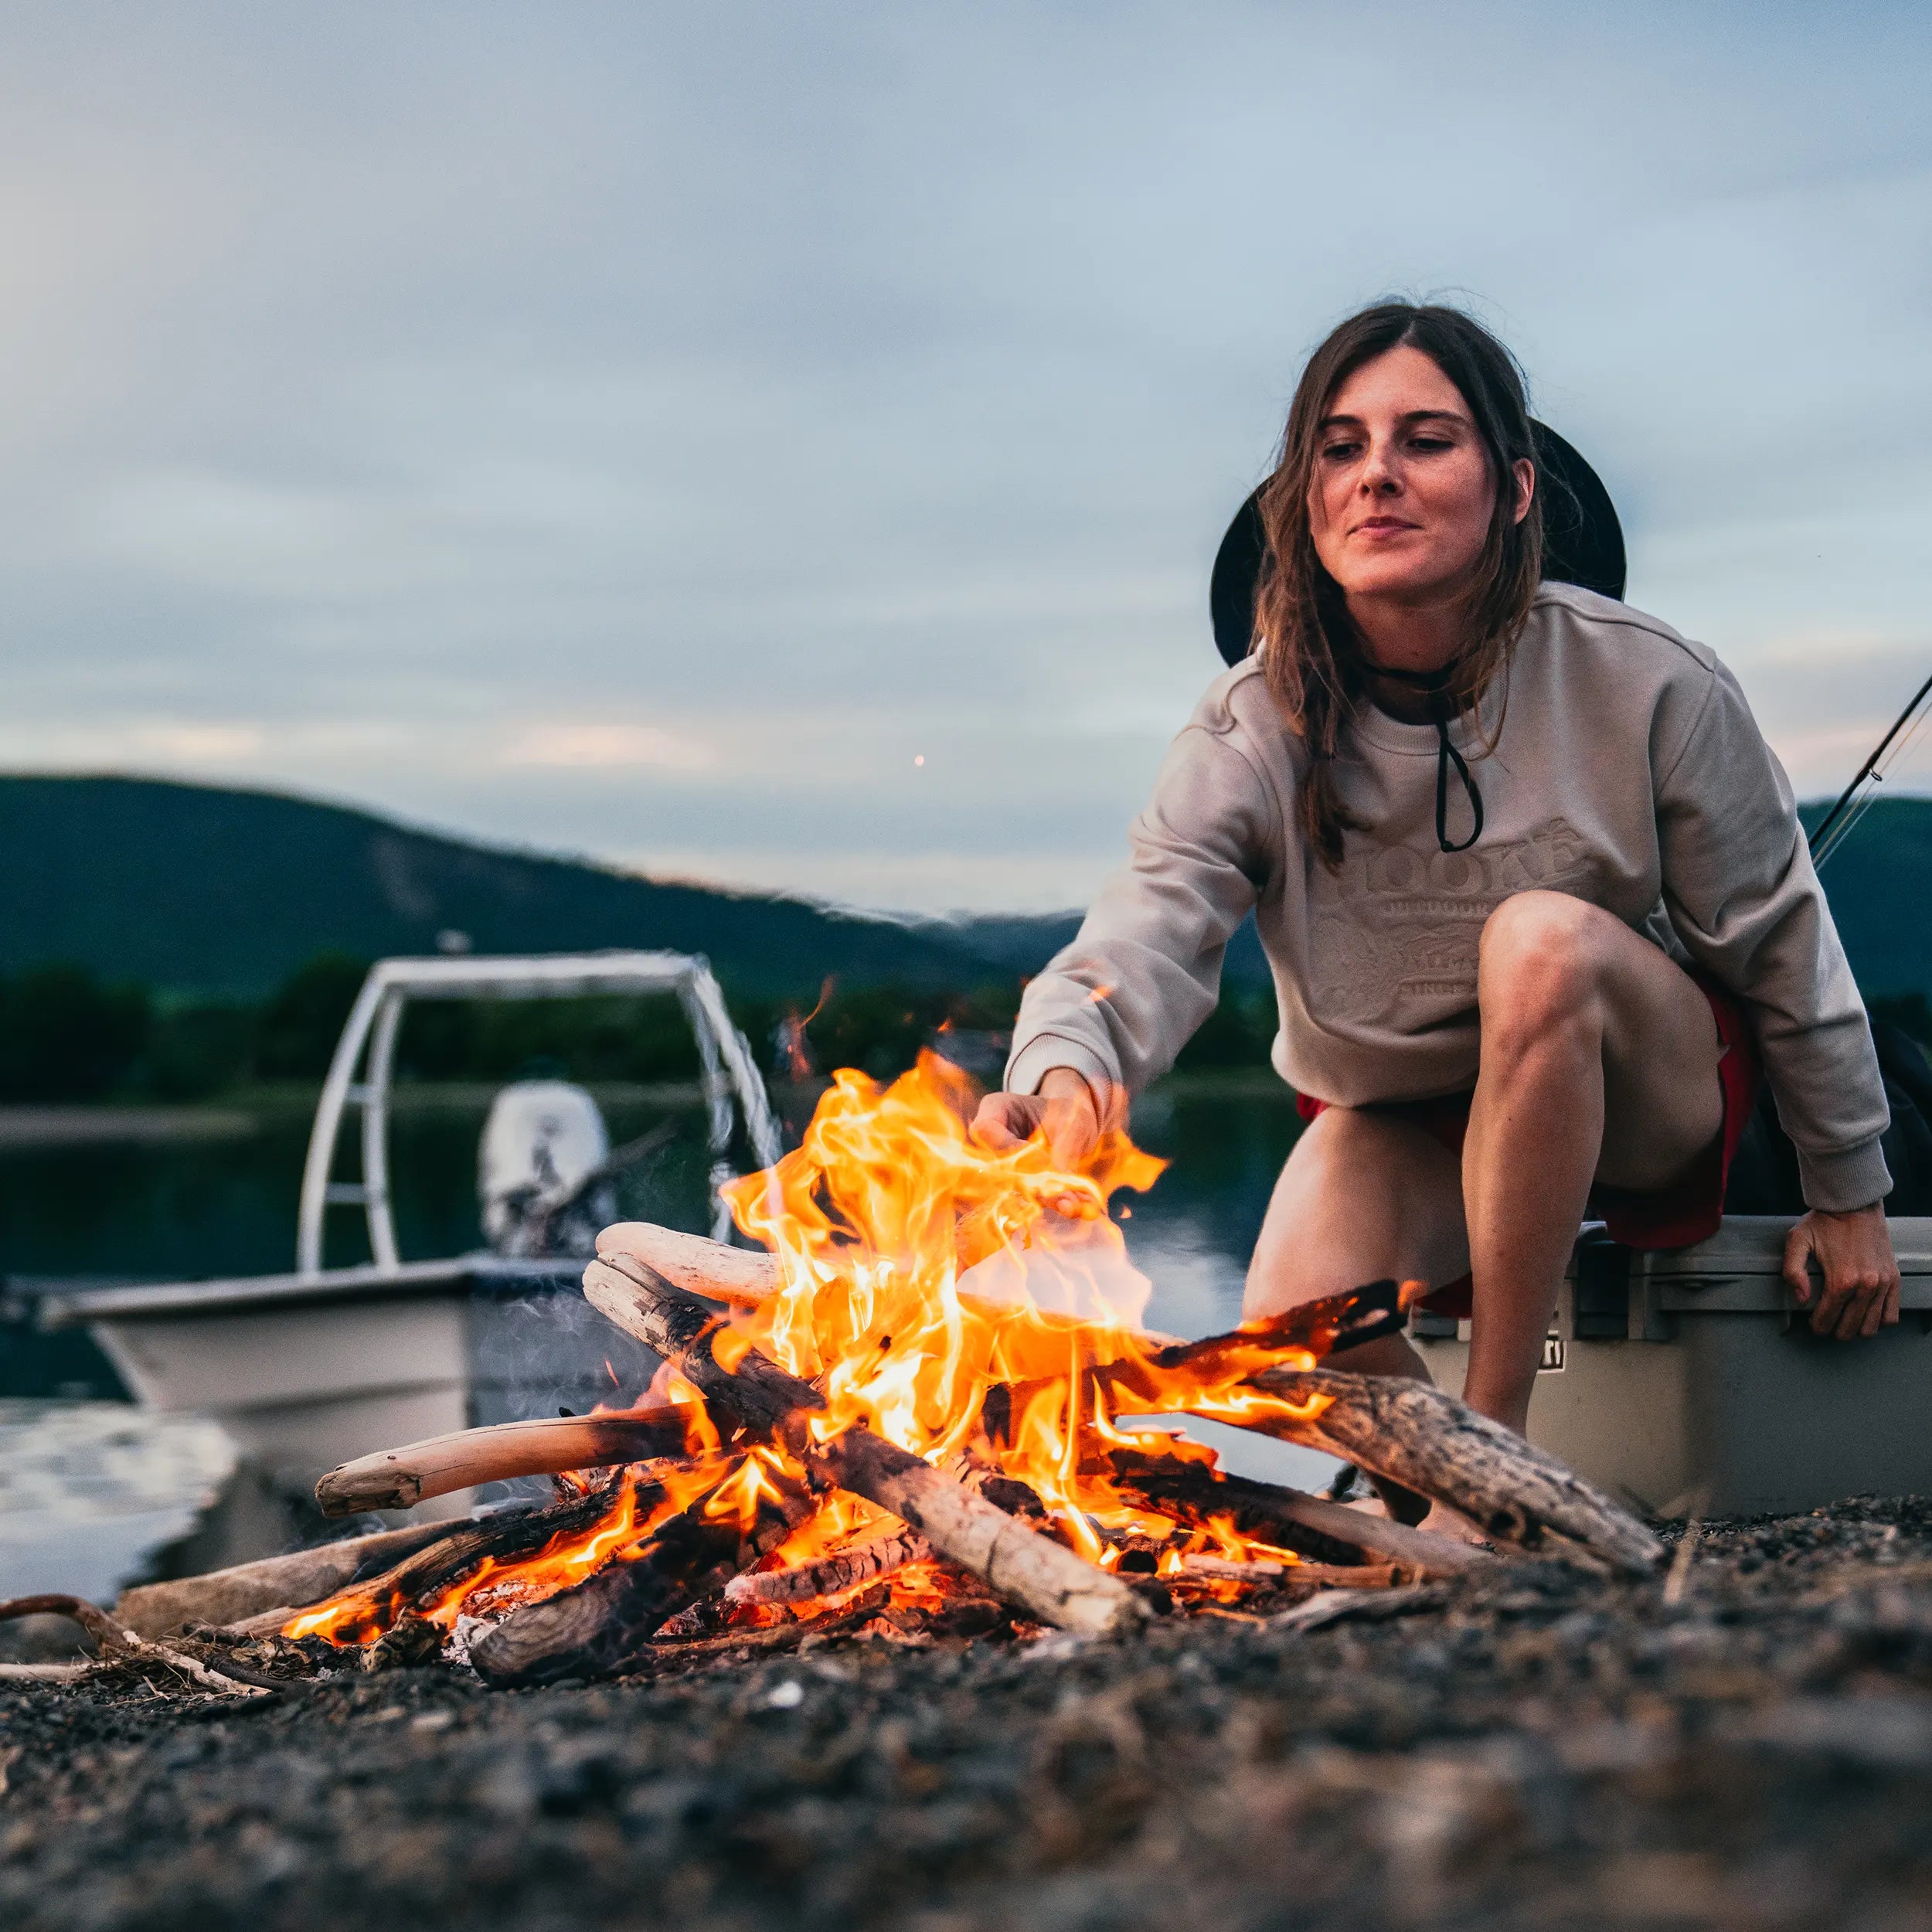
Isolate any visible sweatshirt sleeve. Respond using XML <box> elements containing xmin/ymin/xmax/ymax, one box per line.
<box><xmin>1005</xmin><ymin>722</ymin><xmax>1274</xmax><ymax>1101</ymax></box>
<box><xmin>1655</xmin><ymin>658</ymin><xmax>1891</xmax><ymax>1210</ymax></box>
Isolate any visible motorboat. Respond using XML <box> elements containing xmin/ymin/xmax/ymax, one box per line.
<box><xmin>19</xmin><ymin>951</ymin><xmax>781</xmax><ymax>1548</ymax></box>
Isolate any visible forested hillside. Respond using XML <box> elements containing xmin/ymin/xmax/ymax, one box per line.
<box><xmin>0</xmin><ymin>776</ymin><xmax>1075</xmax><ymax>1001</ymax></box>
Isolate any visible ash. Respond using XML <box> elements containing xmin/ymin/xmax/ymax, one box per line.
<box><xmin>6</xmin><ymin>1499</ymin><xmax>1932</xmax><ymax>1932</ymax></box>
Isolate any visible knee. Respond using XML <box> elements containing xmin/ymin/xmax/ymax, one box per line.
<box><xmin>1478</xmin><ymin>891</ymin><xmax>1608</xmax><ymax>1043</ymax></box>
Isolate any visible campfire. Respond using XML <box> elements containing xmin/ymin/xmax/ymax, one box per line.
<box><xmin>4</xmin><ymin>1055</ymin><xmax>1662</xmax><ymax>1696</ymax></box>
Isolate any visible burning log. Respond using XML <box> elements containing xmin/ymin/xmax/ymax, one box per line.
<box><xmin>590</xmin><ymin>1219</ymin><xmax>1648</xmax><ymax>1574</ymax></box>
<box><xmin>249</xmin><ymin>1062</ymin><xmax>1651</xmax><ymax>1678</ymax></box>
<box><xmin>1229</xmin><ymin>1368</ymin><xmax>1664</xmax><ymax>1574</ymax></box>
<box><xmin>115</xmin><ymin>1518</ymin><xmax>475</xmax><ymax>1638</ymax></box>
<box><xmin>583</xmin><ymin>1253</ymin><xmax>1150</xmax><ymax>1639</ymax></box>
<box><xmin>468</xmin><ymin>1457</ymin><xmax>822</xmax><ymax>1687</ymax></box>
<box><xmin>315</xmin><ymin>1408</ymin><xmax>696</xmax><ymax>1516</ymax></box>
<box><xmin>725</xmin><ymin>1527</ymin><xmax>930</xmax><ymax>1607</ymax></box>
<box><xmin>1177</xmin><ymin>1553</ymin><xmax>1288</xmax><ymax>1584</ymax></box>
<box><xmin>469</xmin><ymin>1490</ymin><xmax>764</xmax><ymax>1688</ymax></box>
<box><xmin>280</xmin><ymin>1480</ymin><xmax>641</xmax><ymax>1645</ymax></box>
<box><xmin>1093</xmin><ymin>1445</ymin><xmax>1495</xmax><ymax>1577</ymax></box>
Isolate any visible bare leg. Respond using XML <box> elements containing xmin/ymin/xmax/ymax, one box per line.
<box><xmin>1245</xmin><ymin>1108</ymin><xmax>1467</xmax><ymax>1515</ymax></box>
<box><xmin>1242</xmin><ymin>892</ymin><xmax>1723</xmax><ymax>1536</ymax></box>
<box><xmin>1459</xmin><ymin>893</ymin><xmax>1724</xmax><ymax>1433</ymax></box>
<box><xmin>1244</xmin><ymin>1104</ymin><xmax>1469</xmax><ymax>1377</ymax></box>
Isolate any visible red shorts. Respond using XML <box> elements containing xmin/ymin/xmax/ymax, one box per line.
<box><xmin>1294</xmin><ymin>971</ymin><xmax>1760</xmax><ymax>1320</ymax></box>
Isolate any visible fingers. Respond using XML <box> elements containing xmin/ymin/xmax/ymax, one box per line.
<box><xmin>1812</xmin><ymin>1269</ymin><xmax>1858</xmax><ymax>1338</ymax></box>
<box><xmin>1860</xmin><ymin>1281</ymin><xmax>1886</xmax><ymax>1341</ymax></box>
<box><xmin>968</xmin><ymin>1094</ymin><xmax>1030</xmax><ymax>1151</ymax></box>
<box><xmin>970</xmin><ymin>1088</ymin><xmax>1105</xmax><ymax>1211</ymax></box>
<box><xmin>1844</xmin><ymin>1267</ymin><xmax>1903</xmax><ymax>1342</ymax></box>
<box><xmin>1781</xmin><ymin>1224</ymin><xmax>1816</xmax><ymax>1307</ymax></box>
<box><xmin>1825</xmin><ymin>1267</ymin><xmax>1897</xmax><ymax>1342</ymax></box>
<box><xmin>1785</xmin><ymin>1207</ymin><xmax>1901</xmax><ymax>1341</ymax></box>
<box><xmin>1043</xmin><ymin>1110</ymin><xmax>1101</xmax><ymax>1175</ymax></box>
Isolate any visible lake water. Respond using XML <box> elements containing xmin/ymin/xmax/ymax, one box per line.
<box><xmin>0</xmin><ymin>1073</ymin><xmax>1328</xmax><ymax>1598</ymax></box>
<box><xmin>0</xmin><ymin>1073</ymin><xmax>1305</xmax><ymax>1331</ymax></box>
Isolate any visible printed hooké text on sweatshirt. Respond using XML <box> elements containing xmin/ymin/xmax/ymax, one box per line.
<box><xmin>1308</xmin><ymin>817</ymin><xmax>1594</xmax><ymax>1023</ymax></box>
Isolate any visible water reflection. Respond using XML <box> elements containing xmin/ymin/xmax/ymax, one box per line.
<box><xmin>1124</xmin><ymin>1077</ymin><xmax>1304</xmax><ymax>1337</ymax></box>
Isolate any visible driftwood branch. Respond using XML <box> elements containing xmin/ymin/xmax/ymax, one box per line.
<box><xmin>0</xmin><ymin>1662</ymin><xmax>92</xmax><ymax>1682</ymax></box>
<box><xmin>1178</xmin><ymin>1553</ymin><xmax>1399</xmax><ymax>1588</ymax></box>
<box><xmin>584</xmin><ymin>1253</ymin><xmax>1148</xmax><ymax>1639</ymax></box>
<box><xmin>116</xmin><ymin>1519</ymin><xmax>473</xmax><ymax>1638</ymax></box>
<box><xmin>1229</xmin><ymin>1368</ymin><xmax>1664</xmax><ymax>1574</ymax></box>
<box><xmin>598</xmin><ymin>1221</ymin><xmax>781</xmax><ymax>1305</ymax></box>
<box><xmin>651</xmin><ymin>1598</ymin><xmax>887</xmax><ymax>1661</ymax></box>
<box><xmin>0</xmin><ymin>1594</ymin><xmax>267</xmax><ymax>1698</ymax></box>
<box><xmin>315</xmin><ymin>1408</ymin><xmax>696</xmax><ymax>1516</ymax></box>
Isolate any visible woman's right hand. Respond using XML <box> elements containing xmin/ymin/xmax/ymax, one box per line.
<box><xmin>970</xmin><ymin>1067</ymin><xmax>1104</xmax><ymax>1172</ymax></box>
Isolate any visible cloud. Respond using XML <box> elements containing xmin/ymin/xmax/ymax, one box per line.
<box><xmin>502</xmin><ymin>723</ymin><xmax>717</xmax><ymax>772</ymax></box>
<box><xmin>0</xmin><ymin>3</ymin><xmax>1928</xmax><ymax>909</ymax></box>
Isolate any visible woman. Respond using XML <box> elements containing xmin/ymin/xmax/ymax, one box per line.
<box><xmin>973</xmin><ymin>302</ymin><xmax>1900</xmax><ymax>1516</ymax></box>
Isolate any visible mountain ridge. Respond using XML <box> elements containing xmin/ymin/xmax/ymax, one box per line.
<box><xmin>0</xmin><ymin>773</ymin><xmax>1920</xmax><ymax>1005</ymax></box>
<box><xmin>0</xmin><ymin>774</ymin><xmax>1084</xmax><ymax>1000</ymax></box>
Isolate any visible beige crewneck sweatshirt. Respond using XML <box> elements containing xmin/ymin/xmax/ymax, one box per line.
<box><xmin>1006</xmin><ymin>583</ymin><xmax>1892</xmax><ymax>1213</ymax></box>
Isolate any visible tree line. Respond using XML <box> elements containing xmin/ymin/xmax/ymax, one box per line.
<box><xmin>9</xmin><ymin>948</ymin><xmax>1923</xmax><ymax>1110</ymax></box>
<box><xmin>0</xmin><ymin>951</ymin><xmax>1286</xmax><ymax>1105</ymax></box>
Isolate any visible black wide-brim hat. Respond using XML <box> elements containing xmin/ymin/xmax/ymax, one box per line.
<box><xmin>1208</xmin><ymin>420</ymin><xmax>1626</xmax><ymax>667</ymax></box>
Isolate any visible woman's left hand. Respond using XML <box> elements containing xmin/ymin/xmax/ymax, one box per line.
<box><xmin>1782</xmin><ymin>1203</ymin><xmax>1901</xmax><ymax>1339</ymax></box>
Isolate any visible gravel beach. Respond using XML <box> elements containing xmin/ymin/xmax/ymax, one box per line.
<box><xmin>5</xmin><ymin>1497</ymin><xmax>1931</xmax><ymax>1932</ymax></box>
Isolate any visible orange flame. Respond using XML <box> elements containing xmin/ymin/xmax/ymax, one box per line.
<box><xmin>717</xmin><ymin>1052</ymin><xmax>1329</xmax><ymax>1566</ymax></box>
<box><xmin>287</xmin><ymin>1051</ymin><xmax>1351</xmax><ymax>1650</ymax></box>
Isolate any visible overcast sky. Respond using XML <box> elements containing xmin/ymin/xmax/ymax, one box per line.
<box><xmin>3</xmin><ymin>2</ymin><xmax>1929</xmax><ymax>912</ymax></box>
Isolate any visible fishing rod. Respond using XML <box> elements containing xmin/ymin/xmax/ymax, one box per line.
<box><xmin>1808</xmin><ymin>666</ymin><xmax>1932</xmax><ymax>871</ymax></box>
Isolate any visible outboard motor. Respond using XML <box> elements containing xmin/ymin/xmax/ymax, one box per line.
<box><xmin>478</xmin><ymin>1080</ymin><xmax>618</xmax><ymax>1258</ymax></box>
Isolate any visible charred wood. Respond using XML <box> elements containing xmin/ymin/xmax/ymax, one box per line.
<box><xmin>584</xmin><ymin>1254</ymin><xmax>1149</xmax><ymax>1639</ymax></box>
<box><xmin>285</xmin><ymin>1482</ymin><xmax>636</xmax><ymax>1642</ymax></box>
<box><xmin>725</xmin><ymin>1527</ymin><xmax>930</xmax><ymax>1606</ymax></box>
<box><xmin>651</xmin><ymin>1593</ymin><xmax>898</xmax><ymax>1662</ymax></box>
<box><xmin>587</xmin><ymin>1252</ymin><xmax>811</xmax><ymax>1436</ymax></box>
<box><xmin>469</xmin><ymin>1465</ymin><xmax>816</xmax><ymax>1687</ymax></box>
<box><xmin>1094</xmin><ymin>1447</ymin><xmax>1494</xmax><ymax>1577</ymax></box>
<box><xmin>468</xmin><ymin>1504</ymin><xmax>747</xmax><ymax>1688</ymax></box>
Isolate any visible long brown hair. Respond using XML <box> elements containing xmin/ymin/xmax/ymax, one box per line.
<box><xmin>1252</xmin><ymin>303</ymin><xmax>1543</xmax><ymax>868</ymax></box>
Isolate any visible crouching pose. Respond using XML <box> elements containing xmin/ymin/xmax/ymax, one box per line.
<box><xmin>974</xmin><ymin>302</ymin><xmax>1900</xmax><ymax>1523</ymax></box>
